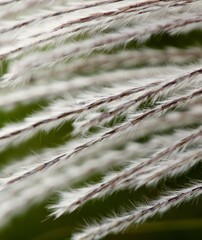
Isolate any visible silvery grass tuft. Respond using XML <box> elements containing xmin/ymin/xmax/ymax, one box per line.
<box><xmin>0</xmin><ymin>0</ymin><xmax>202</xmax><ymax>239</ymax></box>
